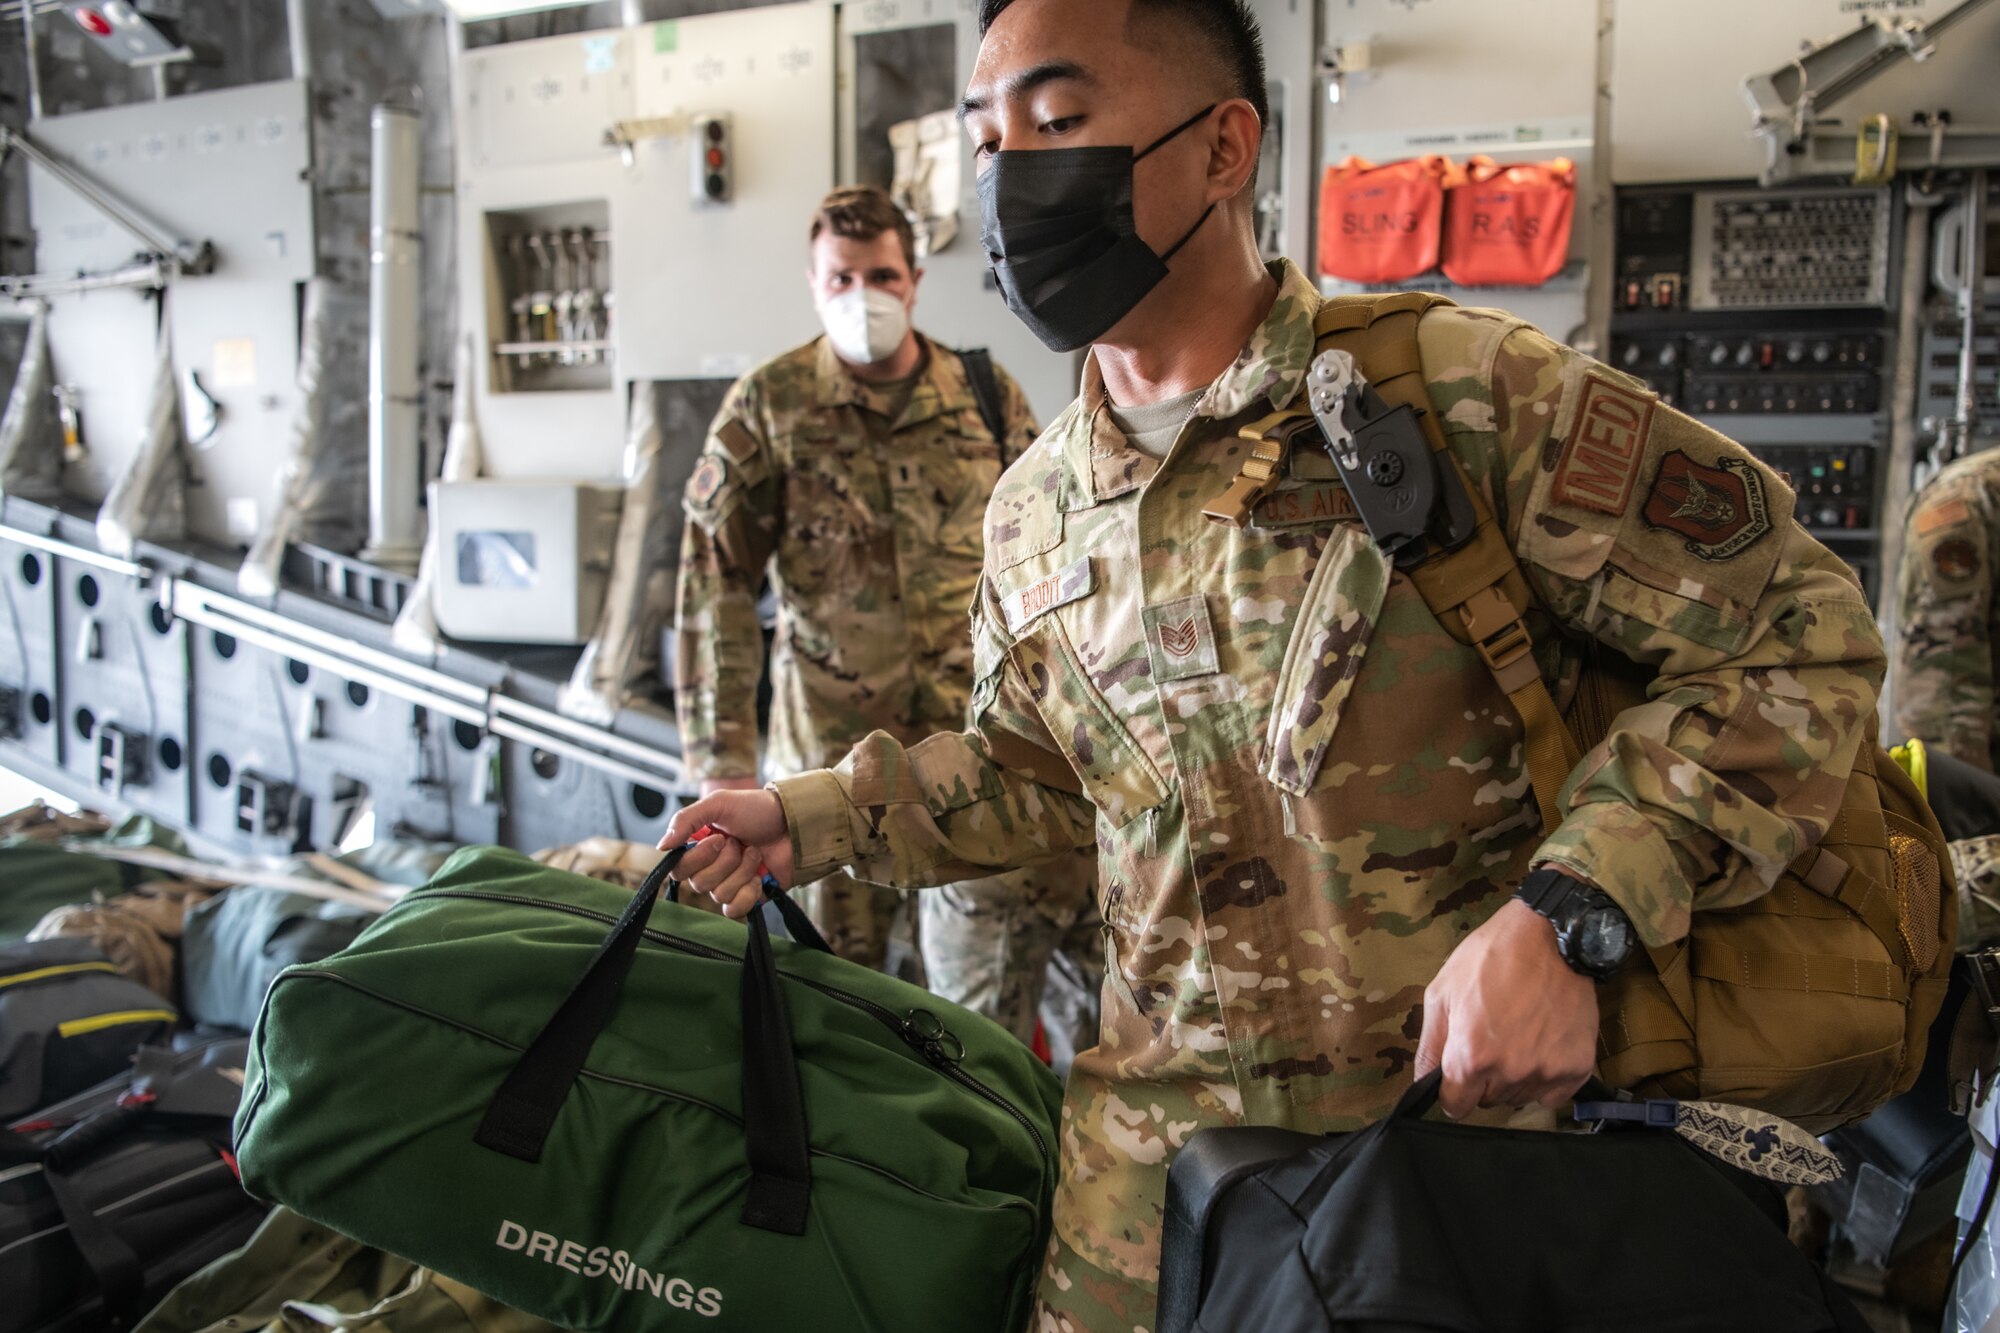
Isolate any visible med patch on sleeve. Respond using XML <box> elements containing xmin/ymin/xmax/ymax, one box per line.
<box><xmin>1553</xmin><ymin>374</ymin><xmax>1653</xmax><ymax>517</ymax></box>
<box><xmin>1525</xmin><ymin>361</ymin><xmax>1793</xmax><ymax>636</ymax></box>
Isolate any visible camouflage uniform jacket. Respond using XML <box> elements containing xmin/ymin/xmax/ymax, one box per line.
<box><xmin>1896</xmin><ymin>448</ymin><xmax>2000</xmax><ymax>772</ymax></box>
<box><xmin>675</xmin><ymin>333</ymin><xmax>1039</xmax><ymax>781</ymax></box>
<box><xmin>771</xmin><ymin>261</ymin><xmax>1883</xmax><ymax>1322</ymax></box>
<box><xmin>1951</xmin><ymin>835</ymin><xmax>2000</xmax><ymax>953</ymax></box>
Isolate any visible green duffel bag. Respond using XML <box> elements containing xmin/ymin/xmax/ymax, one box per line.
<box><xmin>234</xmin><ymin>845</ymin><xmax>1062</xmax><ymax>1332</ymax></box>
<box><xmin>0</xmin><ymin>811</ymin><xmax>188</xmax><ymax>943</ymax></box>
<box><xmin>181</xmin><ymin>889</ymin><xmax>374</xmax><ymax>1033</ymax></box>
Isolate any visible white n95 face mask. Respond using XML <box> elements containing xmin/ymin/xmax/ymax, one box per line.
<box><xmin>818</xmin><ymin>286</ymin><xmax>911</xmax><ymax>366</ymax></box>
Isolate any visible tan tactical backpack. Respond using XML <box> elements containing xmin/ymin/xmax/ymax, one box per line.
<box><xmin>1255</xmin><ymin>293</ymin><xmax>1954</xmax><ymax>1132</ymax></box>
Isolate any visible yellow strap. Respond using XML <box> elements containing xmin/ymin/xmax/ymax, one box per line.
<box><xmin>1890</xmin><ymin>738</ymin><xmax>1930</xmax><ymax>802</ymax></box>
<box><xmin>57</xmin><ymin>1008</ymin><xmax>176</xmax><ymax>1039</ymax></box>
<box><xmin>0</xmin><ymin>961</ymin><xmax>119</xmax><ymax>991</ymax></box>
<box><xmin>1315</xmin><ymin>294</ymin><xmax>1585</xmax><ymax>832</ymax></box>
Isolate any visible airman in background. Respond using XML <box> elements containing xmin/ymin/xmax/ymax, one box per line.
<box><xmin>1896</xmin><ymin>447</ymin><xmax>2000</xmax><ymax>772</ymax></box>
<box><xmin>673</xmin><ymin>185</ymin><xmax>1099</xmax><ymax>1052</ymax></box>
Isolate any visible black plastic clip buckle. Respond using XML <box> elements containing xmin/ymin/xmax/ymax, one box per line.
<box><xmin>1971</xmin><ymin>948</ymin><xmax>2000</xmax><ymax>1022</ymax></box>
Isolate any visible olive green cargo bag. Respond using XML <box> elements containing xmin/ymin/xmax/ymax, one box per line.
<box><xmin>232</xmin><ymin>846</ymin><xmax>1063</xmax><ymax>1332</ymax></box>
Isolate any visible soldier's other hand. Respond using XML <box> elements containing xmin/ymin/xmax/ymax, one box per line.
<box><xmin>1415</xmin><ymin>898</ymin><xmax>1598</xmax><ymax>1121</ymax></box>
<box><xmin>659</xmin><ymin>790</ymin><xmax>794</xmax><ymax>919</ymax></box>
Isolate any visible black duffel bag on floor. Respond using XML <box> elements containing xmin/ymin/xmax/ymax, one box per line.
<box><xmin>0</xmin><ymin>937</ymin><xmax>178</xmax><ymax>1119</ymax></box>
<box><xmin>1158</xmin><ymin>1072</ymin><xmax>1871</xmax><ymax>1333</ymax></box>
<box><xmin>0</xmin><ymin>1037</ymin><xmax>267</xmax><ymax>1333</ymax></box>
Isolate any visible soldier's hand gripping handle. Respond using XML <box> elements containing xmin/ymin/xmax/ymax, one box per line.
<box><xmin>660</xmin><ymin>792</ymin><xmax>795</xmax><ymax>919</ymax></box>
<box><xmin>1415</xmin><ymin>898</ymin><xmax>1600</xmax><ymax>1120</ymax></box>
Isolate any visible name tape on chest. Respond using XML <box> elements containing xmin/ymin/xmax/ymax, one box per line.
<box><xmin>1250</xmin><ymin>482</ymin><xmax>1362</xmax><ymax>528</ymax></box>
<box><xmin>1555</xmin><ymin>375</ymin><xmax>1654</xmax><ymax>516</ymax></box>
<box><xmin>1000</xmin><ymin>558</ymin><xmax>1094</xmax><ymax>634</ymax></box>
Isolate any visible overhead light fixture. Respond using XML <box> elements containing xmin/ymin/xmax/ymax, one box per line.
<box><xmin>436</xmin><ymin>0</ymin><xmax>598</xmax><ymax>18</ymax></box>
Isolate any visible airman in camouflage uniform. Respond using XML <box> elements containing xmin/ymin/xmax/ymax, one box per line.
<box><xmin>664</xmin><ymin>7</ymin><xmax>1884</xmax><ymax>1325</ymax></box>
<box><xmin>677</xmin><ymin>262</ymin><xmax>1884</xmax><ymax>1328</ymax></box>
<box><xmin>1952</xmin><ymin>836</ymin><xmax>2000</xmax><ymax>952</ymax></box>
<box><xmin>1895</xmin><ymin>448</ymin><xmax>2000</xmax><ymax>772</ymax></box>
<box><xmin>674</xmin><ymin>189</ymin><xmax>1098</xmax><ymax>1046</ymax></box>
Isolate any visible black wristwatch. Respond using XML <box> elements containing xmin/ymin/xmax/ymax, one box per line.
<box><xmin>1516</xmin><ymin>867</ymin><xmax>1636</xmax><ymax>981</ymax></box>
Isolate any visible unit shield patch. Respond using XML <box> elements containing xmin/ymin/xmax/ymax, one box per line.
<box><xmin>688</xmin><ymin>456</ymin><xmax>728</xmax><ymax>507</ymax></box>
<box><xmin>1642</xmin><ymin>451</ymin><xmax>1772</xmax><ymax>562</ymax></box>
<box><xmin>1934</xmin><ymin>537</ymin><xmax>1981</xmax><ymax>584</ymax></box>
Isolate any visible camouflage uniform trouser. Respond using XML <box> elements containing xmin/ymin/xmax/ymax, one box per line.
<box><xmin>919</xmin><ymin>847</ymin><xmax>1101</xmax><ymax>1055</ymax></box>
<box><xmin>798</xmin><ymin>853</ymin><xmax>1101</xmax><ymax>1056</ymax></box>
<box><xmin>792</xmin><ymin>871</ymin><xmax>908</xmax><ymax>973</ymax></box>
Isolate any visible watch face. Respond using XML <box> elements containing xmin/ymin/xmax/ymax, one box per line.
<box><xmin>1575</xmin><ymin>907</ymin><xmax>1635</xmax><ymax>973</ymax></box>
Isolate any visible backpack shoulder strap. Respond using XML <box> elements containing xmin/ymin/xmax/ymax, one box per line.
<box><xmin>1314</xmin><ymin>294</ymin><xmax>1583</xmax><ymax>837</ymax></box>
<box><xmin>956</xmin><ymin>347</ymin><xmax>1014</xmax><ymax>469</ymax></box>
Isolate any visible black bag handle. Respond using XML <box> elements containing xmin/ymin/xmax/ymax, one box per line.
<box><xmin>1390</xmin><ymin>1070</ymin><xmax>1623</xmax><ymax>1123</ymax></box>
<box><xmin>474</xmin><ymin>846</ymin><xmax>817</xmax><ymax>1235</ymax></box>
<box><xmin>1390</xmin><ymin>1070</ymin><xmax>1446</xmax><ymax>1120</ymax></box>
<box><xmin>665</xmin><ymin>866</ymin><xmax>834</xmax><ymax>958</ymax></box>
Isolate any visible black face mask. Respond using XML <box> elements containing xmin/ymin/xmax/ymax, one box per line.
<box><xmin>978</xmin><ymin>105</ymin><xmax>1219</xmax><ymax>354</ymax></box>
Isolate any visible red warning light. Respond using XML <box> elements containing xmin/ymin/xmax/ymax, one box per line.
<box><xmin>706</xmin><ymin>148</ymin><xmax>725</xmax><ymax>169</ymax></box>
<box><xmin>72</xmin><ymin>6</ymin><xmax>114</xmax><ymax>36</ymax></box>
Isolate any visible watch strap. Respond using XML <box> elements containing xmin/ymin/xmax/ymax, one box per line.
<box><xmin>1517</xmin><ymin>866</ymin><xmax>1589</xmax><ymax>917</ymax></box>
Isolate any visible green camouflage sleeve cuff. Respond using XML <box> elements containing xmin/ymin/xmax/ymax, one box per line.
<box><xmin>1534</xmin><ymin>801</ymin><xmax>1695</xmax><ymax>948</ymax></box>
<box><xmin>770</xmin><ymin>769</ymin><xmax>860</xmax><ymax>884</ymax></box>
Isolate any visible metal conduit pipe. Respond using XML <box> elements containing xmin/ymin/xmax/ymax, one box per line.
<box><xmin>18</xmin><ymin>0</ymin><xmax>42</xmax><ymax>121</ymax></box>
<box><xmin>1954</xmin><ymin>170</ymin><xmax>1989</xmax><ymax>454</ymax></box>
<box><xmin>1876</xmin><ymin>188</ymin><xmax>1938</xmax><ymax>737</ymax></box>
<box><xmin>285</xmin><ymin>0</ymin><xmax>311</xmax><ymax>82</ymax></box>
<box><xmin>363</xmin><ymin>103</ymin><xmax>425</xmax><ymax>573</ymax></box>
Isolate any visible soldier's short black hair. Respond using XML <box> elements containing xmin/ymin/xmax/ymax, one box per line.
<box><xmin>976</xmin><ymin>0</ymin><xmax>1268</xmax><ymax>130</ymax></box>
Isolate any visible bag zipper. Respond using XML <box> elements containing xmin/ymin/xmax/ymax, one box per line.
<box><xmin>57</xmin><ymin>1008</ymin><xmax>177</xmax><ymax>1039</ymax></box>
<box><xmin>0</xmin><ymin>961</ymin><xmax>120</xmax><ymax>991</ymax></box>
<box><xmin>419</xmin><ymin>889</ymin><xmax>1052</xmax><ymax>1167</ymax></box>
